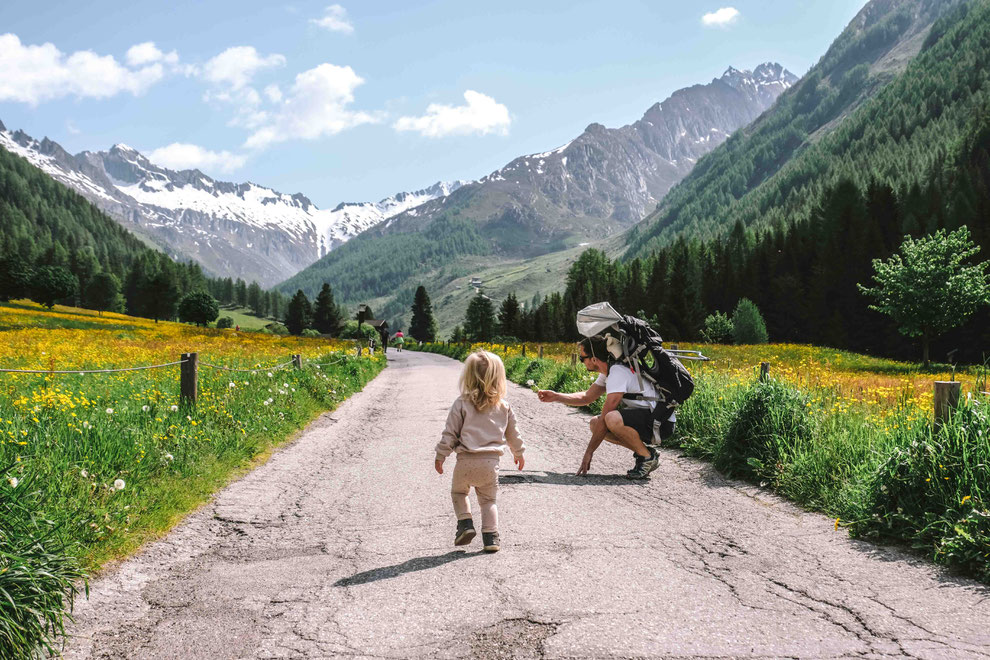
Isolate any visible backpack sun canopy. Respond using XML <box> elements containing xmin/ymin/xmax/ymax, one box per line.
<box><xmin>576</xmin><ymin>302</ymin><xmax>623</xmax><ymax>338</ymax></box>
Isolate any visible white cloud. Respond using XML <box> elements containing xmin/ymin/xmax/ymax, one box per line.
<box><xmin>701</xmin><ymin>7</ymin><xmax>740</xmax><ymax>27</ymax></box>
<box><xmin>244</xmin><ymin>63</ymin><xmax>378</xmax><ymax>149</ymax></box>
<box><xmin>146</xmin><ymin>143</ymin><xmax>247</xmax><ymax>173</ymax></box>
<box><xmin>0</xmin><ymin>33</ymin><xmax>166</xmax><ymax>105</ymax></box>
<box><xmin>126</xmin><ymin>41</ymin><xmax>178</xmax><ymax>67</ymax></box>
<box><xmin>310</xmin><ymin>5</ymin><xmax>354</xmax><ymax>34</ymax></box>
<box><xmin>65</xmin><ymin>120</ymin><xmax>80</xmax><ymax>135</ymax></box>
<box><xmin>393</xmin><ymin>90</ymin><xmax>511</xmax><ymax>138</ymax></box>
<box><xmin>264</xmin><ymin>84</ymin><xmax>283</xmax><ymax>103</ymax></box>
<box><xmin>202</xmin><ymin>46</ymin><xmax>286</xmax><ymax>90</ymax></box>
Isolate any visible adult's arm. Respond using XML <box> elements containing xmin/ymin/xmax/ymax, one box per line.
<box><xmin>538</xmin><ymin>383</ymin><xmax>605</xmax><ymax>407</ymax></box>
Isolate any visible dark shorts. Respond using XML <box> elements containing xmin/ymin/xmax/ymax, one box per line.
<box><xmin>618</xmin><ymin>407</ymin><xmax>676</xmax><ymax>445</ymax></box>
<box><xmin>618</xmin><ymin>407</ymin><xmax>654</xmax><ymax>443</ymax></box>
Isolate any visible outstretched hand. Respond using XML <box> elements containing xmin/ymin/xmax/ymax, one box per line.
<box><xmin>537</xmin><ymin>390</ymin><xmax>556</xmax><ymax>403</ymax></box>
<box><xmin>514</xmin><ymin>454</ymin><xmax>525</xmax><ymax>471</ymax></box>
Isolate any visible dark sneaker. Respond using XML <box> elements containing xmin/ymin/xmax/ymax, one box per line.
<box><xmin>455</xmin><ymin>518</ymin><xmax>476</xmax><ymax>546</ymax></box>
<box><xmin>627</xmin><ymin>447</ymin><xmax>660</xmax><ymax>480</ymax></box>
<box><xmin>626</xmin><ymin>452</ymin><xmax>646</xmax><ymax>476</ymax></box>
<box><xmin>482</xmin><ymin>531</ymin><xmax>500</xmax><ymax>553</ymax></box>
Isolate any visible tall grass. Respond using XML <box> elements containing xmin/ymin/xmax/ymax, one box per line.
<box><xmin>0</xmin><ymin>301</ymin><xmax>386</xmax><ymax>656</ymax></box>
<box><xmin>413</xmin><ymin>341</ymin><xmax>990</xmax><ymax>583</ymax></box>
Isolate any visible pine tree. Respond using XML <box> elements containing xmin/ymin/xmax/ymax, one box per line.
<box><xmin>247</xmin><ymin>281</ymin><xmax>263</xmax><ymax>315</ymax></box>
<box><xmin>235</xmin><ymin>279</ymin><xmax>248</xmax><ymax>307</ymax></box>
<box><xmin>146</xmin><ymin>261</ymin><xmax>180</xmax><ymax>322</ymax></box>
<box><xmin>313</xmin><ymin>283</ymin><xmax>343</xmax><ymax>335</ymax></box>
<box><xmin>285</xmin><ymin>290</ymin><xmax>313</xmax><ymax>335</ymax></box>
<box><xmin>464</xmin><ymin>293</ymin><xmax>496</xmax><ymax>342</ymax></box>
<box><xmin>496</xmin><ymin>293</ymin><xmax>522</xmax><ymax>338</ymax></box>
<box><xmin>87</xmin><ymin>272</ymin><xmax>124</xmax><ymax>315</ymax></box>
<box><xmin>409</xmin><ymin>285</ymin><xmax>437</xmax><ymax>342</ymax></box>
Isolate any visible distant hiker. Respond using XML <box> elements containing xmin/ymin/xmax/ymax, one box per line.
<box><xmin>235</xmin><ymin>325</ymin><xmax>240</xmax><ymax>332</ymax></box>
<box><xmin>394</xmin><ymin>331</ymin><xmax>404</xmax><ymax>352</ymax></box>
<box><xmin>537</xmin><ymin>336</ymin><xmax>660</xmax><ymax>479</ymax></box>
<box><xmin>435</xmin><ymin>350</ymin><xmax>525</xmax><ymax>553</ymax></box>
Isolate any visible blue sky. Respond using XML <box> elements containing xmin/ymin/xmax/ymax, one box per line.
<box><xmin>0</xmin><ymin>1</ymin><xmax>868</xmax><ymax>208</ymax></box>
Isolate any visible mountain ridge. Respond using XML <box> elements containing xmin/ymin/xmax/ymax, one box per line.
<box><xmin>0</xmin><ymin>125</ymin><xmax>466</xmax><ymax>286</ymax></box>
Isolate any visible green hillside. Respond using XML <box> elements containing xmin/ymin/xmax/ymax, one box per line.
<box><xmin>0</xmin><ymin>145</ymin><xmax>152</xmax><ymax>278</ymax></box>
<box><xmin>507</xmin><ymin>0</ymin><xmax>989</xmax><ymax>363</ymax></box>
<box><xmin>626</xmin><ymin>0</ymin><xmax>969</xmax><ymax>257</ymax></box>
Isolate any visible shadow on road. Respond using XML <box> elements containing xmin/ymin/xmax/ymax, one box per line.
<box><xmin>500</xmin><ymin>471</ymin><xmax>645</xmax><ymax>486</ymax></box>
<box><xmin>334</xmin><ymin>550</ymin><xmax>482</xmax><ymax>587</ymax></box>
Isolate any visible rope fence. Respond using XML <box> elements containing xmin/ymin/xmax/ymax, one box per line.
<box><xmin>0</xmin><ymin>344</ymin><xmax>372</xmax><ymax>407</ymax></box>
<box><xmin>0</xmin><ymin>360</ymin><xmax>187</xmax><ymax>375</ymax></box>
<box><xmin>199</xmin><ymin>360</ymin><xmax>296</xmax><ymax>373</ymax></box>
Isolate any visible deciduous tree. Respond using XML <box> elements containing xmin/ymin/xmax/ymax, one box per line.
<box><xmin>859</xmin><ymin>227</ymin><xmax>989</xmax><ymax>367</ymax></box>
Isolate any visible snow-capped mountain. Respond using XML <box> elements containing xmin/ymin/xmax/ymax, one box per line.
<box><xmin>0</xmin><ymin>120</ymin><xmax>463</xmax><ymax>287</ymax></box>
<box><xmin>317</xmin><ymin>180</ymin><xmax>469</xmax><ymax>250</ymax></box>
<box><xmin>381</xmin><ymin>63</ymin><xmax>798</xmax><ymax>254</ymax></box>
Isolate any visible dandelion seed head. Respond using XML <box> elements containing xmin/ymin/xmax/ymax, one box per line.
<box><xmin>113</xmin><ymin>479</ymin><xmax>126</xmax><ymax>491</ymax></box>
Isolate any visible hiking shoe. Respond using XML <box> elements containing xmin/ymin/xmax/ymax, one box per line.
<box><xmin>455</xmin><ymin>518</ymin><xmax>476</xmax><ymax>546</ymax></box>
<box><xmin>627</xmin><ymin>447</ymin><xmax>659</xmax><ymax>480</ymax></box>
<box><xmin>482</xmin><ymin>531</ymin><xmax>500</xmax><ymax>553</ymax></box>
<box><xmin>626</xmin><ymin>452</ymin><xmax>646</xmax><ymax>476</ymax></box>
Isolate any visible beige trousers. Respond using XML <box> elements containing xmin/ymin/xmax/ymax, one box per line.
<box><xmin>451</xmin><ymin>452</ymin><xmax>500</xmax><ymax>532</ymax></box>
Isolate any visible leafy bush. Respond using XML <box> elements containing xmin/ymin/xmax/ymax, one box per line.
<box><xmin>701</xmin><ymin>311</ymin><xmax>734</xmax><ymax>343</ymax></box>
<box><xmin>0</xmin><ymin>466</ymin><xmax>85</xmax><ymax>658</ymax></box>
<box><xmin>177</xmin><ymin>292</ymin><xmax>220</xmax><ymax>326</ymax></box>
<box><xmin>216</xmin><ymin>316</ymin><xmax>234</xmax><ymax>329</ymax></box>
<box><xmin>715</xmin><ymin>379</ymin><xmax>813</xmax><ymax>483</ymax></box>
<box><xmin>264</xmin><ymin>322</ymin><xmax>289</xmax><ymax>336</ymax></box>
<box><xmin>732</xmin><ymin>298</ymin><xmax>769</xmax><ymax>344</ymax></box>
<box><xmin>339</xmin><ymin>320</ymin><xmax>378</xmax><ymax>341</ymax></box>
<box><xmin>301</xmin><ymin>328</ymin><xmax>322</xmax><ymax>338</ymax></box>
<box><xmin>856</xmin><ymin>401</ymin><xmax>990</xmax><ymax>580</ymax></box>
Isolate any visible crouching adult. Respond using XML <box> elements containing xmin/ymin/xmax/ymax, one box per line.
<box><xmin>537</xmin><ymin>336</ymin><xmax>666</xmax><ymax>479</ymax></box>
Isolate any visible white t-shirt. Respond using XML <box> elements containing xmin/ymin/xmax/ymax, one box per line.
<box><xmin>594</xmin><ymin>364</ymin><xmax>676</xmax><ymax>422</ymax></box>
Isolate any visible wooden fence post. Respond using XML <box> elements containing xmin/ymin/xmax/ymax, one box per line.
<box><xmin>571</xmin><ymin>352</ymin><xmax>577</xmax><ymax>367</ymax></box>
<box><xmin>180</xmin><ymin>352</ymin><xmax>198</xmax><ymax>406</ymax></box>
<box><xmin>934</xmin><ymin>381</ymin><xmax>961</xmax><ymax>427</ymax></box>
<box><xmin>671</xmin><ymin>343</ymin><xmax>679</xmax><ymax>351</ymax></box>
<box><xmin>539</xmin><ymin>344</ymin><xmax>544</xmax><ymax>359</ymax></box>
<box><xmin>292</xmin><ymin>354</ymin><xmax>302</xmax><ymax>369</ymax></box>
<box><xmin>356</xmin><ymin>344</ymin><xmax>361</xmax><ymax>357</ymax></box>
<box><xmin>759</xmin><ymin>362</ymin><xmax>770</xmax><ymax>382</ymax></box>
<box><xmin>522</xmin><ymin>344</ymin><xmax>526</xmax><ymax>357</ymax></box>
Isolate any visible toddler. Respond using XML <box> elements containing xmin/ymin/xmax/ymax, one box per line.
<box><xmin>435</xmin><ymin>350</ymin><xmax>525</xmax><ymax>552</ymax></box>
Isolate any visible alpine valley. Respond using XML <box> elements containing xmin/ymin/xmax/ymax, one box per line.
<box><xmin>279</xmin><ymin>63</ymin><xmax>798</xmax><ymax>322</ymax></box>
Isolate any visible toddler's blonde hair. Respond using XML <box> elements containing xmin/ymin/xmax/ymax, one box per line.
<box><xmin>460</xmin><ymin>350</ymin><xmax>507</xmax><ymax>412</ymax></box>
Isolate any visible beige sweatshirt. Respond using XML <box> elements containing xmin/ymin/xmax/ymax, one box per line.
<box><xmin>435</xmin><ymin>396</ymin><xmax>525</xmax><ymax>461</ymax></box>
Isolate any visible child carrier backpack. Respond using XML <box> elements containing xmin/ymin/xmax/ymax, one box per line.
<box><xmin>576</xmin><ymin>302</ymin><xmax>708</xmax><ymax>422</ymax></box>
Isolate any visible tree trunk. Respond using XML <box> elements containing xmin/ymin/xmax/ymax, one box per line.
<box><xmin>922</xmin><ymin>330</ymin><xmax>930</xmax><ymax>370</ymax></box>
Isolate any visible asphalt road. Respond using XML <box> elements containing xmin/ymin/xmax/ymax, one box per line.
<box><xmin>64</xmin><ymin>350</ymin><xmax>990</xmax><ymax>659</ymax></box>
